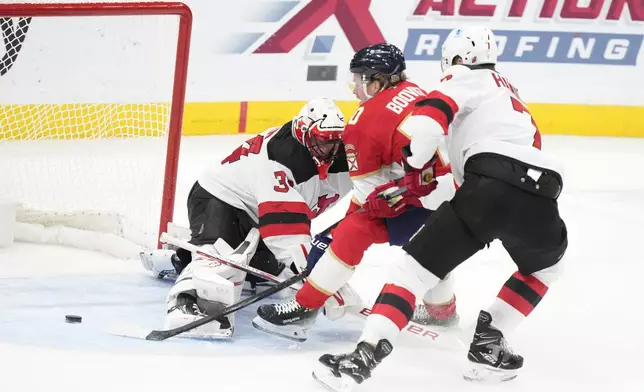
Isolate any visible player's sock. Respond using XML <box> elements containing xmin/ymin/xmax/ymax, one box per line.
<box><xmin>359</xmin><ymin>283</ymin><xmax>416</xmax><ymax>346</ymax></box>
<box><xmin>296</xmin><ymin>248</ymin><xmax>356</xmax><ymax>309</ymax></box>
<box><xmin>488</xmin><ymin>271</ymin><xmax>549</xmax><ymax>332</ymax></box>
<box><xmin>413</xmin><ymin>273</ymin><xmax>459</xmax><ymax>326</ymax></box>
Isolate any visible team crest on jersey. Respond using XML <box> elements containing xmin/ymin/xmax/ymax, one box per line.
<box><xmin>312</xmin><ymin>194</ymin><xmax>340</xmax><ymax>217</ymax></box>
<box><xmin>345</xmin><ymin>144</ymin><xmax>359</xmax><ymax>172</ymax></box>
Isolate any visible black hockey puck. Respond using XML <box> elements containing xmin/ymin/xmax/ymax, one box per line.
<box><xmin>65</xmin><ymin>315</ymin><xmax>82</xmax><ymax>323</ymax></box>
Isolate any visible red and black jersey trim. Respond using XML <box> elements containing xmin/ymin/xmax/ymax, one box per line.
<box><xmin>497</xmin><ymin>272</ymin><xmax>549</xmax><ymax>316</ymax></box>
<box><xmin>260</xmin><ymin>211</ymin><xmax>310</xmax><ymax>226</ymax></box>
<box><xmin>415</xmin><ymin>91</ymin><xmax>460</xmax><ymax>133</ymax></box>
<box><xmin>258</xmin><ymin>201</ymin><xmax>312</xmax><ymax>239</ymax></box>
<box><xmin>371</xmin><ymin>284</ymin><xmax>416</xmax><ymax>330</ymax></box>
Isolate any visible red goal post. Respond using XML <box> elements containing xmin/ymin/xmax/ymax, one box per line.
<box><xmin>0</xmin><ymin>2</ymin><xmax>192</xmax><ymax>257</ymax></box>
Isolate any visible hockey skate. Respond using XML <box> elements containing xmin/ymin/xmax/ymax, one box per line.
<box><xmin>252</xmin><ymin>297</ymin><xmax>319</xmax><ymax>342</ymax></box>
<box><xmin>463</xmin><ymin>310</ymin><xmax>523</xmax><ymax>383</ymax></box>
<box><xmin>312</xmin><ymin>340</ymin><xmax>393</xmax><ymax>392</ymax></box>
<box><xmin>411</xmin><ymin>296</ymin><xmax>460</xmax><ymax>327</ymax></box>
<box><xmin>165</xmin><ymin>293</ymin><xmax>234</xmax><ymax>339</ymax></box>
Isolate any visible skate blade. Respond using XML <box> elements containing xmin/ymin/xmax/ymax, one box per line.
<box><xmin>411</xmin><ymin>313</ymin><xmax>460</xmax><ymax>328</ymax></box>
<box><xmin>463</xmin><ymin>362</ymin><xmax>519</xmax><ymax>383</ymax></box>
<box><xmin>251</xmin><ymin>317</ymin><xmax>308</xmax><ymax>342</ymax></box>
<box><xmin>312</xmin><ymin>364</ymin><xmax>354</xmax><ymax>392</ymax></box>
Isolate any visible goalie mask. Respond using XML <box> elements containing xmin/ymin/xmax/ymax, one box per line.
<box><xmin>292</xmin><ymin>97</ymin><xmax>345</xmax><ymax>179</ymax></box>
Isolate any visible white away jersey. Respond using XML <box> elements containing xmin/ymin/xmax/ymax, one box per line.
<box><xmin>197</xmin><ymin>123</ymin><xmax>352</xmax><ymax>263</ymax></box>
<box><xmin>417</xmin><ymin>65</ymin><xmax>562</xmax><ymax>186</ymax></box>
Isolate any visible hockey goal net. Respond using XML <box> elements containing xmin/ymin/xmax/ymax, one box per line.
<box><xmin>0</xmin><ymin>2</ymin><xmax>192</xmax><ymax>258</ymax></box>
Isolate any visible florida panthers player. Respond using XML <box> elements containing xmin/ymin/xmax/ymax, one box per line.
<box><xmin>314</xmin><ymin>26</ymin><xmax>567</xmax><ymax>389</ymax></box>
<box><xmin>141</xmin><ymin>98</ymin><xmax>353</xmax><ymax>338</ymax></box>
<box><xmin>252</xmin><ymin>43</ymin><xmax>458</xmax><ymax>342</ymax></box>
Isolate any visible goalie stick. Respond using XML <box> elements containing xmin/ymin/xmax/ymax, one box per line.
<box><xmin>159</xmin><ymin>232</ymin><xmax>293</xmax><ymax>287</ymax></box>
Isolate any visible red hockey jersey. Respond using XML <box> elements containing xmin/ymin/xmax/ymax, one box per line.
<box><xmin>343</xmin><ymin>80</ymin><xmax>451</xmax><ymax>209</ymax></box>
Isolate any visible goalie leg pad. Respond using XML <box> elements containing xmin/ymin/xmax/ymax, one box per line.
<box><xmin>164</xmin><ymin>263</ymin><xmax>233</xmax><ymax>338</ymax></box>
<box><xmin>164</xmin><ymin>230</ymin><xmax>260</xmax><ymax>338</ymax></box>
<box><xmin>164</xmin><ymin>263</ymin><xmax>240</xmax><ymax>338</ymax></box>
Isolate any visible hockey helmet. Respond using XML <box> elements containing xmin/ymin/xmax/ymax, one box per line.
<box><xmin>441</xmin><ymin>26</ymin><xmax>498</xmax><ymax>72</ymax></box>
<box><xmin>292</xmin><ymin>97</ymin><xmax>345</xmax><ymax>169</ymax></box>
<box><xmin>350</xmin><ymin>43</ymin><xmax>406</xmax><ymax>79</ymax></box>
<box><xmin>349</xmin><ymin>43</ymin><xmax>405</xmax><ymax>100</ymax></box>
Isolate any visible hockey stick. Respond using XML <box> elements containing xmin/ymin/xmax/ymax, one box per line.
<box><xmin>159</xmin><ymin>232</ymin><xmax>289</xmax><ymax>285</ymax></box>
<box><xmin>145</xmin><ymin>270</ymin><xmax>306</xmax><ymax>341</ymax></box>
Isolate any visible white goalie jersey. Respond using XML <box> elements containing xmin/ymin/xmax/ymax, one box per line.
<box><xmin>197</xmin><ymin>123</ymin><xmax>353</xmax><ymax>262</ymax></box>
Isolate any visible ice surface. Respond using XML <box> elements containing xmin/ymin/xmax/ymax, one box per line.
<box><xmin>1</xmin><ymin>134</ymin><xmax>643</xmax><ymax>392</ymax></box>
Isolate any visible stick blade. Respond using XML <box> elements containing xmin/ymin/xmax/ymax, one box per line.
<box><xmin>145</xmin><ymin>329</ymin><xmax>172</xmax><ymax>341</ymax></box>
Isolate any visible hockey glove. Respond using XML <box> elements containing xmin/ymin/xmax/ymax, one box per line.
<box><xmin>364</xmin><ymin>181</ymin><xmax>408</xmax><ymax>219</ymax></box>
<box><xmin>306</xmin><ymin>234</ymin><xmax>332</xmax><ymax>274</ymax></box>
<box><xmin>401</xmin><ymin>145</ymin><xmax>439</xmax><ymax>198</ymax></box>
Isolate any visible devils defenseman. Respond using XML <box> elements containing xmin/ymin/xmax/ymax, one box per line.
<box><xmin>314</xmin><ymin>26</ymin><xmax>568</xmax><ymax>390</ymax></box>
<box><xmin>140</xmin><ymin>98</ymin><xmax>353</xmax><ymax>338</ymax></box>
<box><xmin>252</xmin><ymin>43</ymin><xmax>458</xmax><ymax>342</ymax></box>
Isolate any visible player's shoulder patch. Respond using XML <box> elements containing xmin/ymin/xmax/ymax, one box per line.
<box><xmin>344</xmin><ymin>143</ymin><xmax>359</xmax><ymax>173</ymax></box>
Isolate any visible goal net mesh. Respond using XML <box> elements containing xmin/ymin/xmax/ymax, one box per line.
<box><xmin>0</xmin><ymin>3</ymin><xmax>189</xmax><ymax>256</ymax></box>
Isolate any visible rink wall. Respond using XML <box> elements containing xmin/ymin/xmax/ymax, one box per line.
<box><xmin>174</xmin><ymin>0</ymin><xmax>644</xmax><ymax>137</ymax></box>
<box><xmin>180</xmin><ymin>101</ymin><xmax>644</xmax><ymax>137</ymax></box>
<box><xmin>0</xmin><ymin>0</ymin><xmax>642</xmax><ymax>138</ymax></box>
